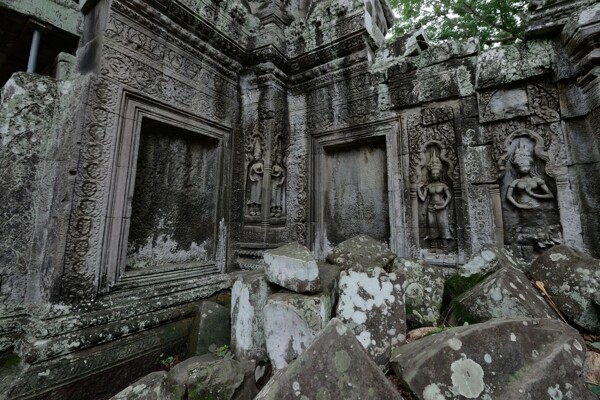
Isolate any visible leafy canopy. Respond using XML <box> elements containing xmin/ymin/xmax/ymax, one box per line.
<box><xmin>388</xmin><ymin>0</ymin><xmax>529</xmax><ymax>47</ymax></box>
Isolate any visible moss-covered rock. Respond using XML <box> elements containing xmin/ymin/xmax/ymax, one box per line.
<box><xmin>530</xmin><ymin>245</ymin><xmax>600</xmax><ymax>333</ymax></box>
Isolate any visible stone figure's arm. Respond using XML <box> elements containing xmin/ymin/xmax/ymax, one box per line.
<box><xmin>507</xmin><ymin>181</ymin><xmax>533</xmax><ymax>209</ymax></box>
<box><xmin>279</xmin><ymin>169</ymin><xmax>286</xmax><ymax>186</ymax></box>
<box><xmin>441</xmin><ymin>185</ymin><xmax>452</xmax><ymax>209</ymax></box>
<box><xmin>417</xmin><ymin>183</ymin><xmax>427</xmax><ymax>202</ymax></box>
<box><xmin>528</xmin><ymin>178</ymin><xmax>554</xmax><ymax>199</ymax></box>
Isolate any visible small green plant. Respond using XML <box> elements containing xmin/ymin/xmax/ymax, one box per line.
<box><xmin>425</xmin><ymin>326</ymin><xmax>446</xmax><ymax>337</ymax></box>
<box><xmin>158</xmin><ymin>353</ymin><xmax>179</xmax><ymax>369</ymax></box>
<box><xmin>215</xmin><ymin>344</ymin><xmax>231</xmax><ymax>357</ymax></box>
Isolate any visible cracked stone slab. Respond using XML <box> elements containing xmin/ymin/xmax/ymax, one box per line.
<box><xmin>459</xmin><ymin>245</ymin><xmax>527</xmax><ymax>278</ymax></box>
<box><xmin>255</xmin><ymin>318</ymin><xmax>403</xmax><ymax>400</ymax></box>
<box><xmin>264</xmin><ymin>264</ymin><xmax>340</xmax><ymax>369</ymax></box>
<box><xmin>192</xmin><ymin>301</ymin><xmax>230</xmax><ymax>356</ymax></box>
<box><xmin>336</xmin><ymin>267</ymin><xmax>406</xmax><ymax>367</ymax></box>
<box><xmin>263</xmin><ymin>242</ymin><xmax>321</xmax><ymax>293</ymax></box>
<box><xmin>326</xmin><ymin>235</ymin><xmax>396</xmax><ymax>272</ymax></box>
<box><xmin>530</xmin><ymin>245</ymin><xmax>600</xmax><ymax>334</ymax></box>
<box><xmin>231</xmin><ymin>271</ymin><xmax>274</xmax><ymax>360</ymax></box>
<box><xmin>449</xmin><ymin>267</ymin><xmax>557</xmax><ymax>325</ymax></box>
<box><xmin>110</xmin><ymin>371</ymin><xmax>171</xmax><ymax>400</ymax></box>
<box><xmin>390</xmin><ymin>317</ymin><xmax>595</xmax><ymax>400</ymax></box>
<box><xmin>389</xmin><ymin>258</ymin><xmax>444</xmax><ymax>328</ymax></box>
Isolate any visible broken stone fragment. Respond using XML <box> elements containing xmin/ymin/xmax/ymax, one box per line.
<box><xmin>326</xmin><ymin>234</ymin><xmax>396</xmax><ymax>272</ymax></box>
<box><xmin>389</xmin><ymin>258</ymin><xmax>444</xmax><ymax>328</ymax></box>
<box><xmin>165</xmin><ymin>354</ymin><xmax>251</xmax><ymax>400</ymax></box>
<box><xmin>231</xmin><ymin>271</ymin><xmax>274</xmax><ymax>360</ymax></box>
<box><xmin>263</xmin><ymin>242</ymin><xmax>321</xmax><ymax>293</ymax></box>
<box><xmin>530</xmin><ymin>245</ymin><xmax>600</xmax><ymax>333</ymax></box>
<box><xmin>110</xmin><ymin>371</ymin><xmax>170</xmax><ymax>400</ymax></box>
<box><xmin>586</xmin><ymin>351</ymin><xmax>600</xmax><ymax>386</ymax></box>
<box><xmin>264</xmin><ymin>264</ymin><xmax>340</xmax><ymax>369</ymax></box>
<box><xmin>336</xmin><ymin>267</ymin><xmax>406</xmax><ymax>367</ymax></box>
<box><xmin>449</xmin><ymin>267</ymin><xmax>558</xmax><ymax>325</ymax></box>
<box><xmin>255</xmin><ymin>318</ymin><xmax>403</xmax><ymax>400</ymax></box>
<box><xmin>191</xmin><ymin>301</ymin><xmax>230</xmax><ymax>356</ymax></box>
<box><xmin>459</xmin><ymin>244</ymin><xmax>527</xmax><ymax>277</ymax></box>
<box><xmin>390</xmin><ymin>317</ymin><xmax>595</xmax><ymax>400</ymax></box>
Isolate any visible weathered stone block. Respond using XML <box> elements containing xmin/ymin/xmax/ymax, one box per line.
<box><xmin>336</xmin><ymin>267</ymin><xmax>406</xmax><ymax>367</ymax></box>
<box><xmin>327</xmin><ymin>234</ymin><xmax>396</xmax><ymax>272</ymax></box>
<box><xmin>192</xmin><ymin>301</ymin><xmax>230</xmax><ymax>356</ymax></box>
<box><xmin>530</xmin><ymin>245</ymin><xmax>600</xmax><ymax>333</ymax></box>
<box><xmin>476</xmin><ymin>40</ymin><xmax>554</xmax><ymax>88</ymax></box>
<box><xmin>263</xmin><ymin>264</ymin><xmax>340</xmax><ymax>369</ymax></box>
<box><xmin>110</xmin><ymin>371</ymin><xmax>170</xmax><ymax>400</ymax></box>
<box><xmin>459</xmin><ymin>245</ymin><xmax>527</xmax><ymax>277</ymax></box>
<box><xmin>449</xmin><ymin>267</ymin><xmax>557</xmax><ymax>325</ymax></box>
<box><xmin>231</xmin><ymin>271</ymin><xmax>273</xmax><ymax>360</ymax></box>
<box><xmin>478</xmin><ymin>87</ymin><xmax>530</xmax><ymax>122</ymax></box>
<box><xmin>389</xmin><ymin>258</ymin><xmax>444</xmax><ymax>328</ymax></box>
<box><xmin>165</xmin><ymin>354</ymin><xmax>249</xmax><ymax>400</ymax></box>
<box><xmin>255</xmin><ymin>319</ymin><xmax>403</xmax><ymax>399</ymax></box>
<box><xmin>263</xmin><ymin>242</ymin><xmax>321</xmax><ymax>293</ymax></box>
<box><xmin>390</xmin><ymin>318</ymin><xmax>594</xmax><ymax>400</ymax></box>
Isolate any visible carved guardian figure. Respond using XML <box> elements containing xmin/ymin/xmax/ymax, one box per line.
<box><xmin>506</xmin><ymin>141</ymin><xmax>554</xmax><ymax>210</ymax></box>
<box><xmin>417</xmin><ymin>151</ymin><xmax>453</xmax><ymax>249</ymax></box>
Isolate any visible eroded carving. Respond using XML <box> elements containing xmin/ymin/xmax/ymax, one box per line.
<box><xmin>499</xmin><ymin>130</ymin><xmax>562</xmax><ymax>249</ymax></box>
<box><xmin>247</xmin><ymin>139</ymin><xmax>265</xmax><ymax>217</ymax></box>
<box><xmin>506</xmin><ymin>141</ymin><xmax>554</xmax><ymax>210</ymax></box>
<box><xmin>417</xmin><ymin>149</ymin><xmax>454</xmax><ymax>249</ymax></box>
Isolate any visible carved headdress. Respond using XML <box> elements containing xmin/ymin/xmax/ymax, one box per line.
<box><xmin>428</xmin><ymin>150</ymin><xmax>443</xmax><ymax>172</ymax></box>
<box><xmin>253</xmin><ymin>139</ymin><xmax>262</xmax><ymax>158</ymax></box>
<box><xmin>511</xmin><ymin>140</ymin><xmax>533</xmax><ymax>165</ymax></box>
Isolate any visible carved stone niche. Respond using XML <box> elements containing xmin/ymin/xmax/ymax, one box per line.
<box><xmin>497</xmin><ymin>129</ymin><xmax>561</xmax><ymax>252</ymax></box>
<box><xmin>412</xmin><ymin>141</ymin><xmax>459</xmax><ymax>262</ymax></box>
<box><xmin>312</xmin><ymin>123</ymin><xmax>402</xmax><ymax>260</ymax></box>
<box><xmin>101</xmin><ymin>95</ymin><xmax>229</xmax><ymax>292</ymax></box>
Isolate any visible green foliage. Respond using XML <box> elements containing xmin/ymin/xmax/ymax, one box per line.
<box><xmin>158</xmin><ymin>353</ymin><xmax>179</xmax><ymax>369</ymax></box>
<box><xmin>0</xmin><ymin>354</ymin><xmax>21</xmax><ymax>369</ymax></box>
<box><xmin>424</xmin><ymin>326</ymin><xmax>446</xmax><ymax>337</ymax></box>
<box><xmin>388</xmin><ymin>0</ymin><xmax>528</xmax><ymax>47</ymax></box>
<box><xmin>215</xmin><ymin>344</ymin><xmax>231</xmax><ymax>358</ymax></box>
<box><xmin>444</xmin><ymin>273</ymin><xmax>485</xmax><ymax>299</ymax></box>
<box><xmin>588</xmin><ymin>384</ymin><xmax>600</xmax><ymax>396</ymax></box>
<box><xmin>449</xmin><ymin>299</ymin><xmax>483</xmax><ymax>325</ymax></box>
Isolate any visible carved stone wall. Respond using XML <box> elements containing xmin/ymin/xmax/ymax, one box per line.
<box><xmin>61</xmin><ymin>0</ymin><xmax>239</xmax><ymax>301</ymax></box>
<box><xmin>2</xmin><ymin>0</ymin><xmax>600</xmax><ymax>397</ymax></box>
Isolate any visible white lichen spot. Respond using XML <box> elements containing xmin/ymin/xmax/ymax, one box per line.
<box><xmin>484</xmin><ymin>354</ymin><xmax>492</xmax><ymax>364</ymax></box>
<box><xmin>450</xmin><ymin>357</ymin><xmax>485</xmax><ymax>398</ymax></box>
<box><xmin>357</xmin><ymin>331</ymin><xmax>372</xmax><ymax>349</ymax></box>
<box><xmin>447</xmin><ymin>337</ymin><xmax>462</xmax><ymax>351</ymax></box>
<box><xmin>335</xmin><ymin>323</ymin><xmax>347</xmax><ymax>336</ymax></box>
<box><xmin>510</xmin><ymin>333</ymin><xmax>516</xmax><ymax>342</ymax></box>
<box><xmin>547</xmin><ymin>384</ymin><xmax>563</xmax><ymax>400</ymax></box>
<box><xmin>549</xmin><ymin>253</ymin><xmax>568</xmax><ymax>262</ymax></box>
<box><xmin>423</xmin><ymin>383</ymin><xmax>446</xmax><ymax>400</ymax></box>
<box><xmin>489</xmin><ymin>287</ymin><xmax>503</xmax><ymax>302</ymax></box>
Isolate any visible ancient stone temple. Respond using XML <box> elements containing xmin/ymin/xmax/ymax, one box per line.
<box><xmin>1</xmin><ymin>0</ymin><xmax>600</xmax><ymax>398</ymax></box>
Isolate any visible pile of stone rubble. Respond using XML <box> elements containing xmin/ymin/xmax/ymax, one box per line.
<box><xmin>112</xmin><ymin>236</ymin><xmax>600</xmax><ymax>399</ymax></box>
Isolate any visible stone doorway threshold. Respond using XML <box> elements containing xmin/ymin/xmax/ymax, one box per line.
<box><xmin>106</xmin><ymin>262</ymin><xmax>220</xmax><ymax>299</ymax></box>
